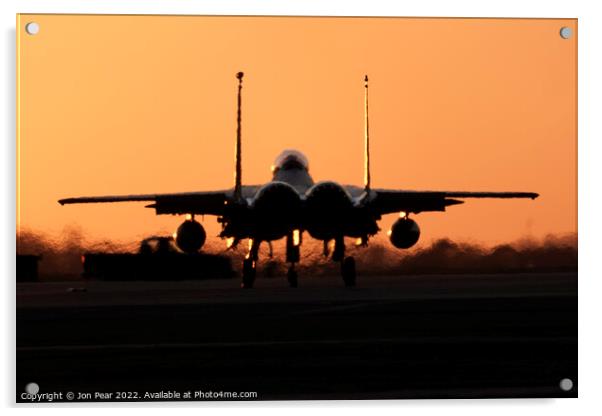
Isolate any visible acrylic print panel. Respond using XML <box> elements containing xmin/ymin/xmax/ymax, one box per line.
<box><xmin>16</xmin><ymin>15</ymin><xmax>577</xmax><ymax>402</ymax></box>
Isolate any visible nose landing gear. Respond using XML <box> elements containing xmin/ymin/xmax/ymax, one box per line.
<box><xmin>286</xmin><ymin>231</ymin><xmax>300</xmax><ymax>288</ymax></box>
<box><xmin>331</xmin><ymin>236</ymin><xmax>356</xmax><ymax>287</ymax></box>
<box><xmin>287</xmin><ymin>264</ymin><xmax>298</xmax><ymax>288</ymax></box>
<box><xmin>241</xmin><ymin>257</ymin><xmax>256</xmax><ymax>289</ymax></box>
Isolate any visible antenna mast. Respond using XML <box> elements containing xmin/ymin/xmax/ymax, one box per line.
<box><xmin>234</xmin><ymin>72</ymin><xmax>244</xmax><ymax>201</ymax></box>
<box><xmin>364</xmin><ymin>75</ymin><xmax>371</xmax><ymax>192</ymax></box>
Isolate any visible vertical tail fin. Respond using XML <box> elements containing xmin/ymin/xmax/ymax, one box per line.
<box><xmin>234</xmin><ymin>72</ymin><xmax>244</xmax><ymax>201</ymax></box>
<box><xmin>364</xmin><ymin>75</ymin><xmax>371</xmax><ymax>193</ymax></box>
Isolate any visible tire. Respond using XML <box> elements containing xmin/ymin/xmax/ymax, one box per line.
<box><xmin>241</xmin><ymin>258</ymin><xmax>256</xmax><ymax>289</ymax></box>
<box><xmin>287</xmin><ymin>268</ymin><xmax>298</xmax><ymax>288</ymax></box>
<box><xmin>341</xmin><ymin>256</ymin><xmax>356</xmax><ymax>287</ymax></box>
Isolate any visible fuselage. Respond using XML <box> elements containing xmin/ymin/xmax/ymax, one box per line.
<box><xmin>270</xmin><ymin>149</ymin><xmax>315</xmax><ymax>193</ymax></box>
<box><xmin>268</xmin><ymin>149</ymin><xmax>364</xmax><ymax>198</ymax></box>
<box><xmin>220</xmin><ymin>149</ymin><xmax>378</xmax><ymax>243</ymax></box>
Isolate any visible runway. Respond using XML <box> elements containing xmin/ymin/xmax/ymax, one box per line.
<box><xmin>16</xmin><ymin>272</ymin><xmax>577</xmax><ymax>401</ymax></box>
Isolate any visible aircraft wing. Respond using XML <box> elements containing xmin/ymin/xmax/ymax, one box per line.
<box><xmin>369</xmin><ymin>189</ymin><xmax>539</xmax><ymax>215</ymax></box>
<box><xmin>58</xmin><ymin>190</ymin><xmax>234</xmax><ymax>216</ymax></box>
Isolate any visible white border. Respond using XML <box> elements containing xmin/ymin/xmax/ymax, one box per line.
<box><xmin>3</xmin><ymin>0</ymin><xmax>601</xmax><ymax>414</ymax></box>
<box><xmin>1</xmin><ymin>0</ymin><xmax>587</xmax><ymax>18</ymax></box>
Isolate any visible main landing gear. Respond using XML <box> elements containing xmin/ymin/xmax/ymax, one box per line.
<box><xmin>240</xmin><ymin>232</ymin><xmax>356</xmax><ymax>288</ymax></box>
<box><xmin>241</xmin><ymin>238</ymin><xmax>260</xmax><ymax>289</ymax></box>
<box><xmin>341</xmin><ymin>256</ymin><xmax>356</xmax><ymax>287</ymax></box>
<box><xmin>241</xmin><ymin>231</ymin><xmax>302</xmax><ymax>288</ymax></box>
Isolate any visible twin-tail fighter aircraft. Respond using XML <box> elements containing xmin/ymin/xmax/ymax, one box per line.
<box><xmin>59</xmin><ymin>72</ymin><xmax>539</xmax><ymax>288</ymax></box>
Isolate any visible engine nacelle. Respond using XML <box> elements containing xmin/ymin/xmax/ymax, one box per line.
<box><xmin>304</xmin><ymin>181</ymin><xmax>354</xmax><ymax>240</ymax></box>
<box><xmin>253</xmin><ymin>182</ymin><xmax>302</xmax><ymax>215</ymax></box>
<box><xmin>389</xmin><ymin>218</ymin><xmax>420</xmax><ymax>249</ymax></box>
<box><xmin>305</xmin><ymin>181</ymin><xmax>353</xmax><ymax>211</ymax></box>
<box><xmin>252</xmin><ymin>182</ymin><xmax>302</xmax><ymax>240</ymax></box>
<box><xmin>174</xmin><ymin>219</ymin><xmax>206</xmax><ymax>253</ymax></box>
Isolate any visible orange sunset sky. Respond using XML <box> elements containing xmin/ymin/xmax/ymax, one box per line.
<box><xmin>17</xmin><ymin>15</ymin><xmax>577</xmax><ymax>248</ymax></box>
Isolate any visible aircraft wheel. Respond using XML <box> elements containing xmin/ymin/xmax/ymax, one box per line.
<box><xmin>241</xmin><ymin>258</ymin><xmax>256</xmax><ymax>289</ymax></box>
<box><xmin>341</xmin><ymin>256</ymin><xmax>356</xmax><ymax>287</ymax></box>
<box><xmin>287</xmin><ymin>267</ymin><xmax>298</xmax><ymax>288</ymax></box>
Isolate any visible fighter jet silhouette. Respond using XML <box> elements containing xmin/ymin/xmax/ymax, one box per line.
<box><xmin>59</xmin><ymin>72</ymin><xmax>538</xmax><ymax>288</ymax></box>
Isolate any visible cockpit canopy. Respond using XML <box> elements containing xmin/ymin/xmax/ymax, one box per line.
<box><xmin>272</xmin><ymin>149</ymin><xmax>309</xmax><ymax>173</ymax></box>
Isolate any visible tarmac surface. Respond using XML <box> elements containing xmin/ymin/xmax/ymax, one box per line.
<box><xmin>16</xmin><ymin>272</ymin><xmax>577</xmax><ymax>401</ymax></box>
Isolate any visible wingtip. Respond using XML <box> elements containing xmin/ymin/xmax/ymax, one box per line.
<box><xmin>445</xmin><ymin>198</ymin><xmax>465</xmax><ymax>207</ymax></box>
